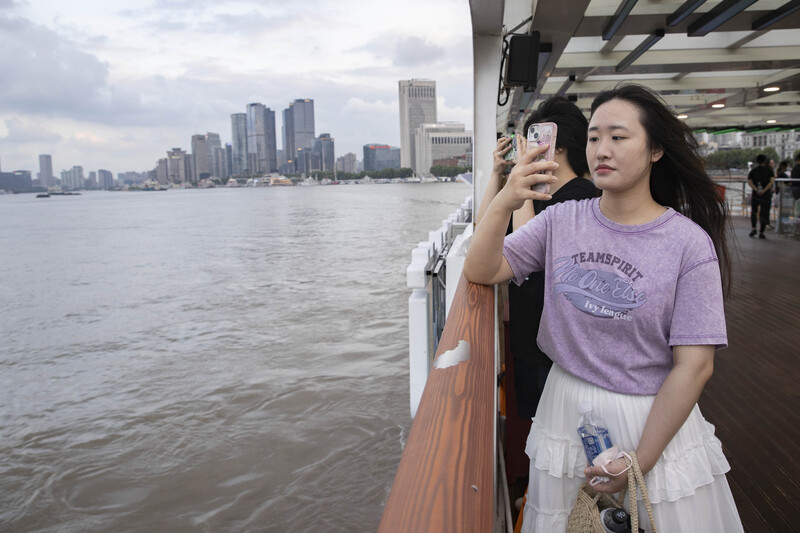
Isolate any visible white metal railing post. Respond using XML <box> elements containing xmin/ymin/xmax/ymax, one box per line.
<box><xmin>408</xmin><ymin>241</ymin><xmax>434</xmax><ymax>418</ymax></box>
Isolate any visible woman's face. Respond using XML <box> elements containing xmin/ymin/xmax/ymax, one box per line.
<box><xmin>586</xmin><ymin>98</ymin><xmax>662</xmax><ymax>194</ymax></box>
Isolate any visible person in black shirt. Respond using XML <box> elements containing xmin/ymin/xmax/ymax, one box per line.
<box><xmin>747</xmin><ymin>154</ymin><xmax>775</xmax><ymax>239</ymax></box>
<box><xmin>475</xmin><ymin>97</ymin><xmax>600</xmax><ymax>419</ymax></box>
<box><xmin>791</xmin><ymin>153</ymin><xmax>800</xmax><ymax>201</ymax></box>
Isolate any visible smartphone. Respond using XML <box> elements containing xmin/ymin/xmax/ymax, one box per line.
<box><xmin>527</xmin><ymin>122</ymin><xmax>557</xmax><ymax>193</ymax></box>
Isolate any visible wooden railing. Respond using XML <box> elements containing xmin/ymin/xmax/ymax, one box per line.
<box><xmin>379</xmin><ymin>275</ymin><xmax>497</xmax><ymax>532</ymax></box>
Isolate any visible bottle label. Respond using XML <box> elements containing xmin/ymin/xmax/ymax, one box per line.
<box><xmin>580</xmin><ymin>426</ymin><xmax>613</xmax><ymax>463</ymax></box>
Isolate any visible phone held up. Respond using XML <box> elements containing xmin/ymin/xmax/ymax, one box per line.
<box><xmin>527</xmin><ymin>122</ymin><xmax>557</xmax><ymax>193</ymax></box>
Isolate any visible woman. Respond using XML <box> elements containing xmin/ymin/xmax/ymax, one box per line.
<box><xmin>476</xmin><ymin>97</ymin><xmax>599</xmax><ymax>421</ymax></box>
<box><xmin>464</xmin><ymin>84</ymin><xmax>742</xmax><ymax>532</ymax></box>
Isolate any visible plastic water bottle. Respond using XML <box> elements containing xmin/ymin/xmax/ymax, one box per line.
<box><xmin>577</xmin><ymin>401</ymin><xmax>618</xmax><ymax>485</ymax></box>
<box><xmin>600</xmin><ymin>507</ymin><xmax>631</xmax><ymax>533</ymax></box>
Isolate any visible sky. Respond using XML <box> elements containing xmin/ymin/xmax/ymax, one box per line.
<box><xmin>0</xmin><ymin>0</ymin><xmax>474</xmax><ymax>175</ymax></box>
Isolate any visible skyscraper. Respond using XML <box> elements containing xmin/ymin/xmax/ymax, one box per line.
<box><xmin>38</xmin><ymin>154</ymin><xmax>53</xmax><ymax>189</ymax></box>
<box><xmin>206</xmin><ymin>132</ymin><xmax>222</xmax><ymax>177</ymax></box>
<box><xmin>191</xmin><ymin>134</ymin><xmax>210</xmax><ymax>181</ymax></box>
<box><xmin>246</xmin><ymin>103</ymin><xmax>278</xmax><ymax>175</ymax></box>
<box><xmin>283</xmin><ymin>99</ymin><xmax>315</xmax><ymax>172</ymax></box>
<box><xmin>231</xmin><ymin>113</ymin><xmax>248</xmax><ymax>176</ymax></box>
<box><xmin>398</xmin><ymin>79</ymin><xmax>437</xmax><ymax>172</ymax></box>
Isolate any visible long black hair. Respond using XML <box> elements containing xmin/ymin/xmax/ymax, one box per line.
<box><xmin>590</xmin><ymin>83</ymin><xmax>732</xmax><ymax>298</ymax></box>
<box><xmin>524</xmin><ymin>96</ymin><xmax>590</xmax><ymax>178</ymax></box>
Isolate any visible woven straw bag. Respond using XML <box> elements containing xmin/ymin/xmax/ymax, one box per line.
<box><xmin>566</xmin><ymin>451</ymin><xmax>657</xmax><ymax>533</ymax></box>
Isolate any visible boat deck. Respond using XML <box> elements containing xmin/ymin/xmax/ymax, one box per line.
<box><xmin>699</xmin><ymin>215</ymin><xmax>800</xmax><ymax>532</ymax></box>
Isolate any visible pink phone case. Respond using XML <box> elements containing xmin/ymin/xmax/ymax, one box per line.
<box><xmin>527</xmin><ymin>122</ymin><xmax>557</xmax><ymax>193</ymax></box>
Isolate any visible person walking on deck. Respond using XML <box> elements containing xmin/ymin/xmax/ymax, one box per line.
<box><xmin>747</xmin><ymin>154</ymin><xmax>775</xmax><ymax>239</ymax></box>
<box><xmin>464</xmin><ymin>83</ymin><xmax>743</xmax><ymax>532</ymax></box>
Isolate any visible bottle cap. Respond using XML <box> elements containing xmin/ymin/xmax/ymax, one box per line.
<box><xmin>578</xmin><ymin>401</ymin><xmax>592</xmax><ymax>414</ymax></box>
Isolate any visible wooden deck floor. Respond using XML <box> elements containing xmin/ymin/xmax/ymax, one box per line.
<box><xmin>699</xmin><ymin>215</ymin><xmax>800</xmax><ymax>532</ymax></box>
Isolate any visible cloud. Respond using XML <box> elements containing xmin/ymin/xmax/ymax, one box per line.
<box><xmin>342</xmin><ymin>97</ymin><xmax>397</xmax><ymax>116</ymax></box>
<box><xmin>1</xmin><ymin>118</ymin><xmax>63</xmax><ymax>143</ymax></box>
<box><xmin>0</xmin><ymin>14</ymin><xmax>148</xmax><ymax>124</ymax></box>
<box><xmin>354</xmin><ymin>34</ymin><xmax>446</xmax><ymax>68</ymax></box>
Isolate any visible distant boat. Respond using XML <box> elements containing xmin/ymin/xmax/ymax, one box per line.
<box><xmin>269</xmin><ymin>176</ymin><xmax>294</xmax><ymax>186</ymax></box>
<box><xmin>36</xmin><ymin>193</ymin><xmax>50</xmax><ymax>198</ymax></box>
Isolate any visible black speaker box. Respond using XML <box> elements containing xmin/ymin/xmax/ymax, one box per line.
<box><xmin>505</xmin><ymin>32</ymin><xmax>540</xmax><ymax>92</ymax></box>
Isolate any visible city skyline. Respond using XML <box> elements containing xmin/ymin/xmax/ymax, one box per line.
<box><xmin>0</xmin><ymin>0</ymin><xmax>473</xmax><ymax>175</ymax></box>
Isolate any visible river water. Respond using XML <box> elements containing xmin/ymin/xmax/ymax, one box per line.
<box><xmin>0</xmin><ymin>183</ymin><xmax>470</xmax><ymax>532</ymax></box>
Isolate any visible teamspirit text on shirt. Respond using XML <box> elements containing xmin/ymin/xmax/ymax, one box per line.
<box><xmin>569</xmin><ymin>251</ymin><xmax>644</xmax><ymax>282</ymax></box>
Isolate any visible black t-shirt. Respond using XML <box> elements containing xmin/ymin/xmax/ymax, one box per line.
<box><xmin>508</xmin><ymin>178</ymin><xmax>600</xmax><ymax>364</ymax></box>
<box><xmin>748</xmin><ymin>165</ymin><xmax>774</xmax><ymax>196</ymax></box>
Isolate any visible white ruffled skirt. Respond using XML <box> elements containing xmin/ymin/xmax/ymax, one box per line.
<box><xmin>522</xmin><ymin>364</ymin><xmax>744</xmax><ymax>533</ymax></box>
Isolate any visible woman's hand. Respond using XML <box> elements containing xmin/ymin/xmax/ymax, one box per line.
<box><xmin>494</xmin><ymin>142</ymin><xmax>558</xmax><ymax>213</ymax></box>
<box><xmin>584</xmin><ymin>456</ymin><xmax>629</xmax><ymax>494</ymax></box>
<box><xmin>492</xmin><ymin>137</ymin><xmax>513</xmax><ymax>177</ymax></box>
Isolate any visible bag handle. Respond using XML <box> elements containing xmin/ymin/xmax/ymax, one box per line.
<box><xmin>625</xmin><ymin>451</ymin><xmax>657</xmax><ymax>533</ymax></box>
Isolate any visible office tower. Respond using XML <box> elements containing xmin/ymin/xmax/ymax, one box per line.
<box><xmin>167</xmin><ymin>148</ymin><xmax>188</xmax><ymax>184</ymax></box>
<box><xmin>398</xmin><ymin>79</ymin><xmax>437</xmax><ymax>172</ymax></box>
<box><xmin>191</xmin><ymin>134</ymin><xmax>210</xmax><ymax>181</ymax></box>
<box><xmin>282</xmin><ymin>108</ymin><xmax>294</xmax><ymax>162</ymax></box>
<box><xmin>363</xmin><ymin>144</ymin><xmax>401</xmax><ymax>171</ymax></box>
<box><xmin>336</xmin><ymin>153</ymin><xmax>358</xmax><ymax>174</ymax></box>
<box><xmin>155</xmin><ymin>161</ymin><xmax>168</xmax><ymax>186</ymax></box>
<box><xmin>312</xmin><ymin>134</ymin><xmax>335</xmax><ymax>172</ymax></box>
<box><xmin>283</xmin><ymin>99</ymin><xmax>315</xmax><ymax>172</ymax></box>
<box><xmin>414</xmin><ymin>122</ymin><xmax>473</xmax><ymax>176</ymax></box>
<box><xmin>225</xmin><ymin>143</ymin><xmax>233</xmax><ymax>177</ymax></box>
<box><xmin>206</xmin><ymin>132</ymin><xmax>222</xmax><ymax>177</ymax></box>
<box><xmin>38</xmin><ymin>154</ymin><xmax>53</xmax><ymax>189</ymax></box>
<box><xmin>98</xmin><ymin>169</ymin><xmax>114</xmax><ymax>189</ymax></box>
<box><xmin>231</xmin><ymin>113</ymin><xmax>248</xmax><ymax>176</ymax></box>
<box><xmin>246</xmin><ymin>103</ymin><xmax>278</xmax><ymax>175</ymax></box>
<box><xmin>88</xmin><ymin>170</ymin><xmax>97</xmax><ymax>188</ymax></box>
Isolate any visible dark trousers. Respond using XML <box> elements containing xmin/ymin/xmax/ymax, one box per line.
<box><xmin>751</xmin><ymin>194</ymin><xmax>771</xmax><ymax>232</ymax></box>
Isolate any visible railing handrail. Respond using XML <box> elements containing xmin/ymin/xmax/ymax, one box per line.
<box><xmin>379</xmin><ymin>275</ymin><xmax>496</xmax><ymax>532</ymax></box>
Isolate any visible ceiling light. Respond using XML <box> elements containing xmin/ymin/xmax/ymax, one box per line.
<box><xmin>615</xmin><ymin>30</ymin><xmax>665</xmax><ymax>72</ymax></box>
<box><xmin>677</xmin><ymin>114</ymin><xmax>688</xmax><ymax>119</ymax></box>
<box><xmin>712</xmin><ymin>103</ymin><xmax>725</xmax><ymax>108</ymax></box>
<box><xmin>687</xmin><ymin>0</ymin><xmax>757</xmax><ymax>37</ymax></box>
<box><xmin>767</xmin><ymin>119</ymin><xmax>777</xmax><ymax>124</ymax></box>
<box><xmin>763</xmin><ymin>86</ymin><xmax>781</xmax><ymax>92</ymax></box>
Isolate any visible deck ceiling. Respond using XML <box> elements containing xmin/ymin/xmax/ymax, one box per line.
<box><xmin>500</xmin><ymin>0</ymin><xmax>800</xmax><ymax>132</ymax></box>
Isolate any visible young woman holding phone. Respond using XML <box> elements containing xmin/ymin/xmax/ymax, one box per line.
<box><xmin>465</xmin><ymin>84</ymin><xmax>743</xmax><ymax>532</ymax></box>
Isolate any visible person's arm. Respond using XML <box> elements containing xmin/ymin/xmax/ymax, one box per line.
<box><xmin>475</xmin><ymin>137</ymin><xmax>512</xmax><ymax>225</ymax></box>
<box><xmin>585</xmin><ymin>344</ymin><xmax>715</xmax><ymax>493</ymax></box>
<box><xmin>464</xmin><ymin>143</ymin><xmax>557</xmax><ymax>285</ymax></box>
<box><xmin>766</xmin><ymin>175</ymin><xmax>775</xmax><ymax>194</ymax></box>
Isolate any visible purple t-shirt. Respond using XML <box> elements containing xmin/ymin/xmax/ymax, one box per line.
<box><xmin>503</xmin><ymin>197</ymin><xmax>727</xmax><ymax>395</ymax></box>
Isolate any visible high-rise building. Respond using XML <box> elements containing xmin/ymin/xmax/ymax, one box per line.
<box><xmin>363</xmin><ymin>144</ymin><xmax>401</xmax><ymax>171</ymax></box>
<box><xmin>61</xmin><ymin>166</ymin><xmax>84</xmax><ymax>190</ymax></box>
<box><xmin>98</xmin><ymin>169</ymin><xmax>114</xmax><ymax>189</ymax></box>
<box><xmin>414</xmin><ymin>122</ymin><xmax>473</xmax><ymax>176</ymax></box>
<box><xmin>398</xmin><ymin>79</ymin><xmax>437</xmax><ymax>172</ymax></box>
<box><xmin>225</xmin><ymin>143</ymin><xmax>233</xmax><ymax>178</ymax></box>
<box><xmin>191</xmin><ymin>134</ymin><xmax>210</xmax><ymax>181</ymax></box>
<box><xmin>312</xmin><ymin>134</ymin><xmax>335</xmax><ymax>172</ymax></box>
<box><xmin>38</xmin><ymin>154</ymin><xmax>53</xmax><ymax>189</ymax></box>
<box><xmin>246</xmin><ymin>103</ymin><xmax>278</xmax><ymax>175</ymax></box>
<box><xmin>231</xmin><ymin>113</ymin><xmax>248</xmax><ymax>176</ymax></box>
<box><xmin>206</xmin><ymin>132</ymin><xmax>222</xmax><ymax>177</ymax></box>
<box><xmin>336</xmin><ymin>153</ymin><xmax>358</xmax><ymax>174</ymax></box>
<box><xmin>283</xmin><ymin>99</ymin><xmax>315</xmax><ymax>172</ymax></box>
<box><xmin>167</xmin><ymin>148</ymin><xmax>188</xmax><ymax>184</ymax></box>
